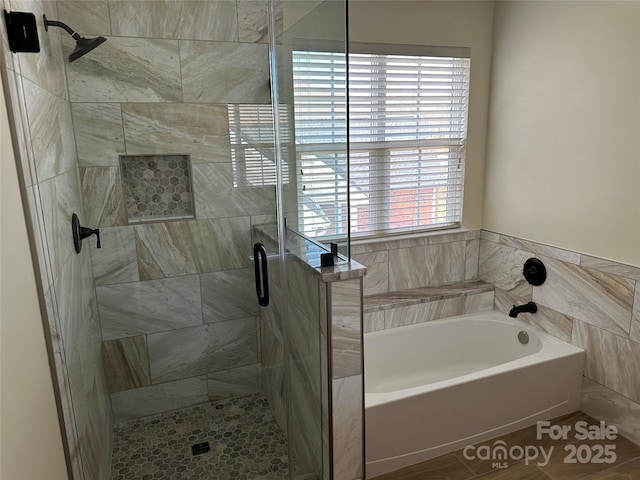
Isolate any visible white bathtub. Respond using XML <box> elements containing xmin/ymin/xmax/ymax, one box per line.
<box><xmin>365</xmin><ymin>310</ymin><xmax>585</xmax><ymax>478</ymax></box>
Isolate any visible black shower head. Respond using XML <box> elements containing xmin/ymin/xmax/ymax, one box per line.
<box><xmin>69</xmin><ymin>35</ymin><xmax>106</xmax><ymax>62</ymax></box>
<box><xmin>43</xmin><ymin>14</ymin><xmax>106</xmax><ymax>62</ymax></box>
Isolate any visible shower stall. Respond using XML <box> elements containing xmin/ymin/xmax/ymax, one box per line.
<box><xmin>1</xmin><ymin>0</ymin><xmax>363</xmax><ymax>479</ymax></box>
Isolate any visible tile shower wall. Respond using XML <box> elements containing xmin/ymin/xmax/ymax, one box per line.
<box><xmin>0</xmin><ymin>0</ymin><xmax>111</xmax><ymax>478</ymax></box>
<box><xmin>56</xmin><ymin>0</ymin><xmax>278</xmax><ymax>420</ymax></box>
<box><xmin>478</xmin><ymin>230</ymin><xmax>640</xmax><ymax>446</ymax></box>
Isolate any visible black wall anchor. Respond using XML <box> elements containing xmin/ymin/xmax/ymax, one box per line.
<box><xmin>523</xmin><ymin>257</ymin><xmax>546</xmax><ymax>286</ymax></box>
<box><xmin>72</xmin><ymin>213</ymin><xmax>100</xmax><ymax>253</ymax></box>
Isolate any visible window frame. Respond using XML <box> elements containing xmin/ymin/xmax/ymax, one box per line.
<box><xmin>291</xmin><ymin>43</ymin><xmax>471</xmax><ymax>241</ymax></box>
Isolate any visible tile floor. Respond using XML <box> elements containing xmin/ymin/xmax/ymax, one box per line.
<box><xmin>110</xmin><ymin>393</ymin><xmax>297</xmax><ymax>480</ymax></box>
<box><xmin>373</xmin><ymin>412</ymin><xmax>640</xmax><ymax>480</ymax></box>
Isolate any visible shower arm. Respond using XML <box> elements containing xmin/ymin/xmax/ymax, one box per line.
<box><xmin>43</xmin><ymin>15</ymin><xmax>81</xmax><ymax>40</ymax></box>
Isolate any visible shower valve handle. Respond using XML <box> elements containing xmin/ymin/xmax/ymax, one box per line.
<box><xmin>80</xmin><ymin>226</ymin><xmax>101</xmax><ymax>248</ymax></box>
<box><xmin>72</xmin><ymin>213</ymin><xmax>100</xmax><ymax>253</ymax></box>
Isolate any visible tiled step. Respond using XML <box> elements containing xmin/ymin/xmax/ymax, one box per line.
<box><xmin>363</xmin><ymin>280</ymin><xmax>495</xmax><ymax>333</ymax></box>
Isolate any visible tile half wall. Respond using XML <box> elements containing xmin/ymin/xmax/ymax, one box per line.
<box><xmin>478</xmin><ymin>230</ymin><xmax>640</xmax><ymax>446</ymax></box>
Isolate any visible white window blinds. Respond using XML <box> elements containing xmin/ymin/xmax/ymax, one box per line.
<box><xmin>292</xmin><ymin>51</ymin><xmax>348</xmax><ymax>238</ymax></box>
<box><xmin>292</xmin><ymin>49</ymin><xmax>470</xmax><ymax>238</ymax></box>
<box><xmin>227</xmin><ymin>104</ymin><xmax>289</xmax><ymax>187</ymax></box>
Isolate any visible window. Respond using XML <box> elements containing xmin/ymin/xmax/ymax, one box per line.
<box><xmin>292</xmin><ymin>47</ymin><xmax>470</xmax><ymax>238</ymax></box>
<box><xmin>292</xmin><ymin>51</ymin><xmax>348</xmax><ymax>238</ymax></box>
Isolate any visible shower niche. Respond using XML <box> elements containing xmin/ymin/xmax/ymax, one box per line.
<box><xmin>119</xmin><ymin>154</ymin><xmax>195</xmax><ymax>224</ymax></box>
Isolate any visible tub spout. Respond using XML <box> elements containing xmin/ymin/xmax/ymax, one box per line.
<box><xmin>509</xmin><ymin>301</ymin><xmax>537</xmax><ymax>317</ymax></box>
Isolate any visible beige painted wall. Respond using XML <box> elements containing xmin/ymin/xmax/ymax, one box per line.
<box><xmin>0</xmin><ymin>75</ymin><xmax>68</xmax><ymax>479</ymax></box>
<box><xmin>484</xmin><ymin>1</ymin><xmax>640</xmax><ymax>266</ymax></box>
<box><xmin>349</xmin><ymin>0</ymin><xmax>496</xmax><ymax>229</ymax></box>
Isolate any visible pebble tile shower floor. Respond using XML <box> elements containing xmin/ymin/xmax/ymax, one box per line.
<box><xmin>110</xmin><ymin>393</ymin><xmax>293</xmax><ymax>480</ymax></box>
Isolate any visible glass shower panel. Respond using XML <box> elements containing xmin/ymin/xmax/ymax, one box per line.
<box><xmin>274</xmin><ymin>0</ymin><xmax>350</xmax><ymax>259</ymax></box>
<box><xmin>267</xmin><ymin>1</ymin><xmax>348</xmax><ymax>479</ymax></box>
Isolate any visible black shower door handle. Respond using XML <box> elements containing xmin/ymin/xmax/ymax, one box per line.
<box><xmin>253</xmin><ymin>243</ymin><xmax>269</xmax><ymax>307</ymax></box>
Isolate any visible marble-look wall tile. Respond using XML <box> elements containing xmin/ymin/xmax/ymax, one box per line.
<box><xmin>384</xmin><ymin>297</ymin><xmax>465</xmax><ymax>329</ymax></box>
<box><xmin>631</xmin><ymin>283</ymin><xmax>640</xmax><ymax>343</ymax></box>
<box><xmin>534</xmin><ymin>257</ymin><xmax>634</xmax><ymax>337</ymax></box>
<box><xmin>465</xmin><ymin>239</ymin><xmax>480</xmax><ymax>280</ymax></box>
<box><xmin>261</xmin><ymin>309</ymin><xmax>286</xmax><ymax>430</ymax></box>
<box><xmin>135</xmin><ymin>217</ymin><xmax>251</xmax><ymax>280</ymax></box>
<box><xmin>192</xmin><ymin>163</ymin><xmax>276</xmax><ymax>218</ymax></box>
<box><xmin>56</xmin><ymin>255</ymin><xmax>112</xmax><ymax>480</ymax></box>
<box><xmin>498</xmin><ymin>233</ymin><xmax>581</xmax><ymax>265</ymax></box>
<box><xmin>572</xmin><ymin>320</ymin><xmax>640</xmax><ymax>403</ymax></box>
<box><xmin>109</xmin><ymin>0</ymin><xmax>182</xmax><ymax>38</ymax></box>
<box><xmin>111</xmin><ymin>376</ymin><xmax>208</xmax><ymax>422</ymax></box>
<box><xmin>65</xmin><ymin>37</ymin><xmax>182</xmax><ymax>102</ymax></box>
<box><xmin>54</xmin><ymin>249</ymin><xmax>95</xmax><ymax>368</ymax></box>
<box><xmin>181</xmin><ymin>1</ymin><xmax>238</xmax><ymax>41</ymax></box>
<box><xmin>89</xmin><ymin>226</ymin><xmax>139</xmax><ymax>285</ymax></box>
<box><xmin>351</xmin><ymin>234</ymin><xmax>428</xmax><ymax>255</ymax></box>
<box><xmin>478</xmin><ymin>239</ymin><xmax>533</xmax><ymax>298</ymax></box>
<box><xmin>180</xmin><ymin>40</ymin><xmax>270</xmax><ymax>103</ymax></box>
<box><xmin>51</xmin><ymin>350</ymin><xmax>84</xmax><ymax>480</ymax></box>
<box><xmin>58</xmin><ymin>0</ymin><xmax>112</xmax><ymax>35</ymax></box>
<box><xmin>97</xmin><ymin>275</ymin><xmax>202</xmax><ymax>340</ymax></box>
<box><xmin>78</xmin><ymin>367</ymin><xmax>112</xmax><ymax>480</ymax></box>
<box><xmin>121</xmin><ymin>103</ymin><xmax>230</xmax><ymax>163</ymax></box>
<box><xmin>427</xmin><ymin>229</ymin><xmax>480</xmax><ymax>245</ymax></box>
<box><xmin>22</xmin><ymin>78</ymin><xmax>76</xmax><ymax>181</ymax></box>
<box><xmin>14</xmin><ymin>0</ymin><xmax>68</xmax><ymax>98</ymax></box>
<box><xmin>463</xmin><ymin>291</ymin><xmax>494</xmax><ymax>314</ymax></box>
<box><xmin>494</xmin><ymin>288</ymin><xmax>573</xmax><ymax>342</ymax></box>
<box><xmin>287</xmin><ymin>256</ymin><xmax>320</xmax><ymax>320</ymax></box>
<box><xmin>388</xmin><ymin>241</ymin><xmax>466</xmax><ymax>291</ymax></box>
<box><xmin>363</xmin><ymin>281</ymin><xmax>493</xmax><ymax>313</ymax></box>
<box><xmin>80</xmin><ymin>166</ymin><xmax>126</xmax><ymax>227</ymax></box>
<box><xmin>288</xmin><ymin>302</ymin><xmax>321</xmax><ymax>399</ymax></box>
<box><xmin>147</xmin><ymin>318</ymin><xmax>258</xmax><ymax>383</ymax></box>
<box><xmin>579</xmin><ymin>255</ymin><xmax>640</xmax><ymax>282</ymax></box>
<box><xmin>72</xmin><ymin>103</ymin><xmax>124</xmax><ymax>167</ymax></box>
<box><xmin>134</xmin><ymin>221</ymin><xmax>199</xmax><ymax>279</ymax></box>
<box><xmin>364</xmin><ymin>311</ymin><xmax>385</xmax><ymax>333</ymax></box>
<box><xmin>237</xmin><ymin>0</ymin><xmax>269</xmax><ymax>43</ymax></box>
<box><xmin>207</xmin><ymin>363</ymin><xmax>262</xmax><ymax>401</ymax></box>
<box><xmin>102</xmin><ymin>336</ymin><xmax>151</xmax><ymax>393</ymax></box>
<box><xmin>201</xmin><ymin>268</ymin><xmax>259</xmax><ymax>323</ymax></box>
<box><xmin>289</xmin><ymin>360</ymin><xmax>322</xmax><ymax>475</ymax></box>
<box><xmin>251</xmin><ymin>214</ymin><xmax>277</xmax><ymax>228</ymax></box>
<box><xmin>40</xmin><ymin>171</ymin><xmax>84</xmax><ymax>275</ymax></box>
<box><xmin>480</xmin><ymin>230</ymin><xmax>500</xmax><ymax>242</ymax></box>
<box><xmin>332</xmin><ymin>374</ymin><xmax>363</xmax><ymax>480</ymax></box>
<box><xmin>353</xmin><ymin>251</ymin><xmax>388</xmax><ymax>296</ymax></box>
<box><xmin>330</xmin><ymin>279</ymin><xmax>362</xmax><ymax>379</ymax></box>
<box><xmin>45</xmin><ymin>291</ymin><xmax>81</xmax><ymax>477</ymax></box>
<box><xmin>581</xmin><ymin>378</ymin><xmax>640</xmax><ymax>446</ymax></box>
